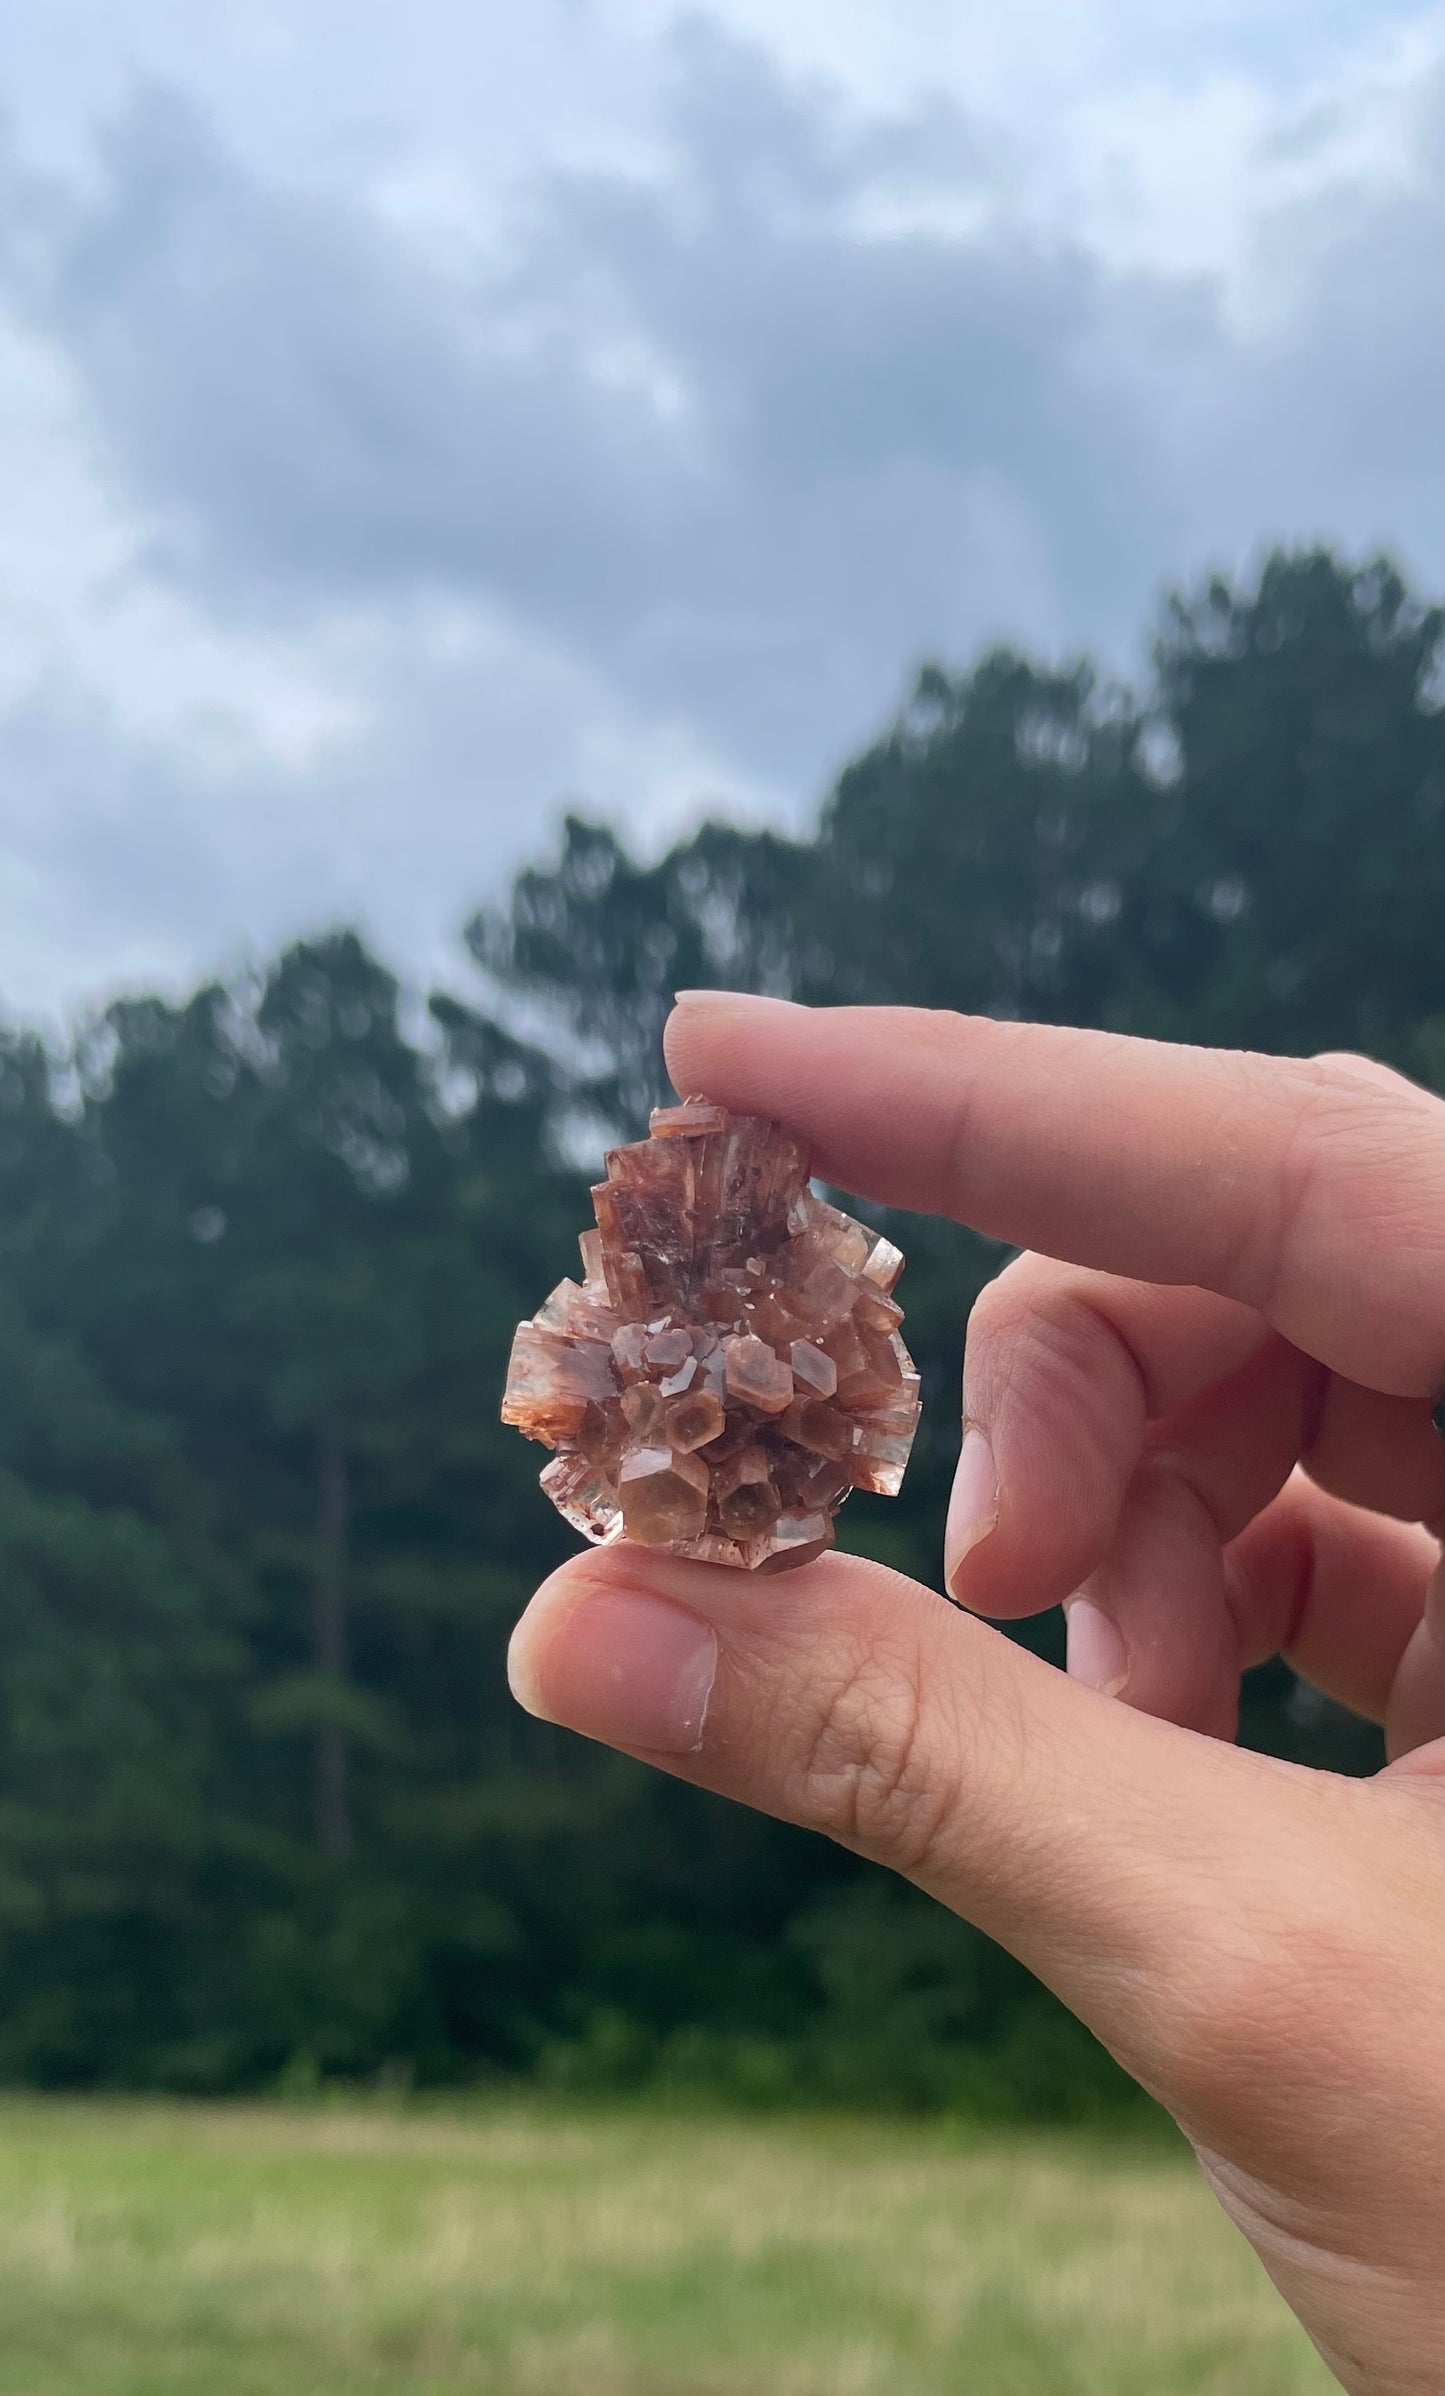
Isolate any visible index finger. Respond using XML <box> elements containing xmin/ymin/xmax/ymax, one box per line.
<box><xmin>664</xmin><ymin>994</ymin><xmax>1445</xmax><ymax>1395</ymax></box>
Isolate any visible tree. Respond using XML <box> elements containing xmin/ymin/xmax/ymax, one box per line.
<box><xmin>0</xmin><ymin>545</ymin><xmax>1435</xmax><ymax>2092</ymax></box>
<box><xmin>470</xmin><ymin>818</ymin><xmax>811</xmax><ymax>1129</ymax></box>
<box><xmin>0</xmin><ymin>1291</ymin><xmax>245</xmax><ymax>2084</ymax></box>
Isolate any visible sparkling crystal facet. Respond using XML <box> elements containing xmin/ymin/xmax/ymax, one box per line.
<box><xmin>501</xmin><ymin>1099</ymin><xmax>920</xmax><ymax>1569</ymax></box>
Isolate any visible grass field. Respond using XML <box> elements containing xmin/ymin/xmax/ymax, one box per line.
<box><xmin>0</xmin><ymin>2098</ymin><xmax>1335</xmax><ymax>2395</ymax></box>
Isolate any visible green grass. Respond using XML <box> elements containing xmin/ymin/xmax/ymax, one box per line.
<box><xmin>0</xmin><ymin>2097</ymin><xmax>1333</xmax><ymax>2395</ymax></box>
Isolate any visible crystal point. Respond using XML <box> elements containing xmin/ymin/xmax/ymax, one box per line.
<box><xmin>501</xmin><ymin>1098</ymin><xmax>918</xmax><ymax>1569</ymax></box>
<box><xmin>665</xmin><ymin>1387</ymin><xmax>726</xmax><ymax>1453</ymax></box>
<box><xmin>619</xmin><ymin>1443</ymin><xmax>710</xmax><ymax>1542</ymax></box>
<box><xmin>723</xmin><ymin>1333</ymin><xmax>794</xmax><ymax>1417</ymax></box>
<box><xmin>712</xmin><ymin>1446</ymin><xmax>781</xmax><ymax>1539</ymax></box>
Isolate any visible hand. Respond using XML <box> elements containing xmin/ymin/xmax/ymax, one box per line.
<box><xmin>508</xmin><ymin>994</ymin><xmax>1445</xmax><ymax>2396</ymax></box>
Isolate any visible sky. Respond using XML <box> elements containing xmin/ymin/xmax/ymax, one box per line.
<box><xmin>0</xmin><ymin>1</ymin><xmax>1441</xmax><ymax>1025</ymax></box>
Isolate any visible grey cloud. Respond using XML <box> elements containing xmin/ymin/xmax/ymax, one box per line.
<box><xmin>12</xmin><ymin>33</ymin><xmax>1201</xmax><ymax>786</ymax></box>
<box><xmin>1214</xmin><ymin>118</ymin><xmax>1445</xmax><ymax>566</ymax></box>
<box><xmin>0</xmin><ymin>605</ymin><xmax>757</xmax><ymax>1021</ymax></box>
<box><xmin>0</xmin><ymin>18</ymin><xmax>1439</xmax><ymax>1017</ymax></box>
<box><xmin>0</xmin><ymin>675</ymin><xmax>276</xmax><ymax>1014</ymax></box>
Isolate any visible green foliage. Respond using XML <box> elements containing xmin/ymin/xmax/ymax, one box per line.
<box><xmin>471</xmin><ymin>819</ymin><xmax>812</xmax><ymax>1125</ymax></box>
<box><xmin>539</xmin><ymin>1882</ymin><xmax>1143</xmax><ymax>2119</ymax></box>
<box><xmin>0</xmin><ymin>546</ymin><xmax>1437</xmax><ymax>2098</ymax></box>
<box><xmin>0</xmin><ymin>1296</ymin><xmax>244</xmax><ymax>2085</ymax></box>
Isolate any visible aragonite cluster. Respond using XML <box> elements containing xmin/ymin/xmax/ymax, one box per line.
<box><xmin>501</xmin><ymin>1098</ymin><xmax>919</xmax><ymax>1572</ymax></box>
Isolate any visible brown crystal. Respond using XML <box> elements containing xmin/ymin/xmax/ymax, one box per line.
<box><xmin>619</xmin><ymin>1443</ymin><xmax>710</xmax><ymax>1543</ymax></box>
<box><xmin>712</xmin><ymin>1446</ymin><xmax>782</xmax><ymax>1539</ymax></box>
<box><xmin>649</xmin><ymin>1098</ymin><xmax>732</xmax><ymax>1138</ymax></box>
<box><xmin>778</xmin><ymin>1394</ymin><xmax>853</xmax><ymax>1462</ymax></box>
<box><xmin>664</xmin><ymin>1387</ymin><xmax>727</xmax><ymax>1453</ymax></box>
<box><xmin>643</xmin><ymin>1327</ymin><xmax>693</xmax><ymax>1372</ymax></box>
<box><xmin>789</xmin><ymin>1339</ymin><xmax>838</xmax><ymax>1399</ymax></box>
<box><xmin>501</xmin><ymin>1098</ymin><xmax>920</xmax><ymax>1569</ymax></box>
<box><xmin>621</xmin><ymin>1383</ymin><xmax>668</xmax><ymax>1441</ymax></box>
<box><xmin>723</xmin><ymin>1333</ymin><xmax>794</xmax><ymax>1416</ymax></box>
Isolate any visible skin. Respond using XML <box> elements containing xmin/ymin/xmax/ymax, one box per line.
<box><xmin>509</xmin><ymin>994</ymin><xmax>1445</xmax><ymax>2396</ymax></box>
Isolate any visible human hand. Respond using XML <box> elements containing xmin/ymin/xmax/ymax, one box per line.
<box><xmin>508</xmin><ymin>994</ymin><xmax>1445</xmax><ymax>2395</ymax></box>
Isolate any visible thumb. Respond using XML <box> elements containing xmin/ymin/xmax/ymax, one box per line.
<box><xmin>506</xmin><ymin>1543</ymin><xmax>1325</xmax><ymax>2102</ymax></box>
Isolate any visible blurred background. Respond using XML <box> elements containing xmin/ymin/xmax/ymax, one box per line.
<box><xmin>0</xmin><ymin>3</ymin><xmax>1441</xmax><ymax>2390</ymax></box>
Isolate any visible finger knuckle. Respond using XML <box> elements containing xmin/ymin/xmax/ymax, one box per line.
<box><xmin>963</xmin><ymin>1271</ymin><xmax>1048</xmax><ymax>1399</ymax></box>
<box><xmin>972</xmin><ymin>1275</ymin><xmax>1121</xmax><ymax>1404</ymax></box>
<box><xmin>1234</xmin><ymin>1060</ymin><xmax>1443</xmax><ymax>1317</ymax></box>
<box><xmin>791</xmin><ymin>1634</ymin><xmax>957</xmax><ymax>1877</ymax></box>
<box><xmin>968</xmin><ymin>1251</ymin><xmax>1058</xmax><ymax>1331</ymax></box>
<box><xmin>993</xmin><ymin>1300</ymin><xmax>1147</xmax><ymax>1472</ymax></box>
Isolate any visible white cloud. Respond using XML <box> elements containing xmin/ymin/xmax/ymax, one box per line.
<box><xmin>0</xmin><ymin>2</ymin><xmax>1439</xmax><ymax>1023</ymax></box>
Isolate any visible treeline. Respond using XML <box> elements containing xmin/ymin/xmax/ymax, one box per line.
<box><xmin>0</xmin><ymin>549</ymin><xmax>1439</xmax><ymax>2106</ymax></box>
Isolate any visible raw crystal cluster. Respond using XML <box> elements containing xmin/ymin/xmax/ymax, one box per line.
<box><xmin>501</xmin><ymin>1099</ymin><xmax>919</xmax><ymax>1571</ymax></box>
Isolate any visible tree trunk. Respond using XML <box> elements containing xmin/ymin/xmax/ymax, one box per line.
<box><xmin>312</xmin><ymin>1413</ymin><xmax>353</xmax><ymax>1859</ymax></box>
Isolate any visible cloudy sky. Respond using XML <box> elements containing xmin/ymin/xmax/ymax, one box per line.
<box><xmin>1</xmin><ymin>1</ymin><xmax>1441</xmax><ymax>1024</ymax></box>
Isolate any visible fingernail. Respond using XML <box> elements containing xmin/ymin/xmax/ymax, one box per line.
<box><xmin>671</xmin><ymin>990</ymin><xmax>801</xmax><ymax>1014</ymax></box>
<box><xmin>944</xmin><ymin>1427</ymin><xmax>998</xmax><ymax>1597</ymax></box>
<box><xmin>1065</xmin><ymin>1597</ymin><xmax>1129</xmax><ymax>1697</ymax></box>
<box><xmin>508</xmin><ymin>1583</ymin><xmax>718</xmax><ymax>1754</ymax></box>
